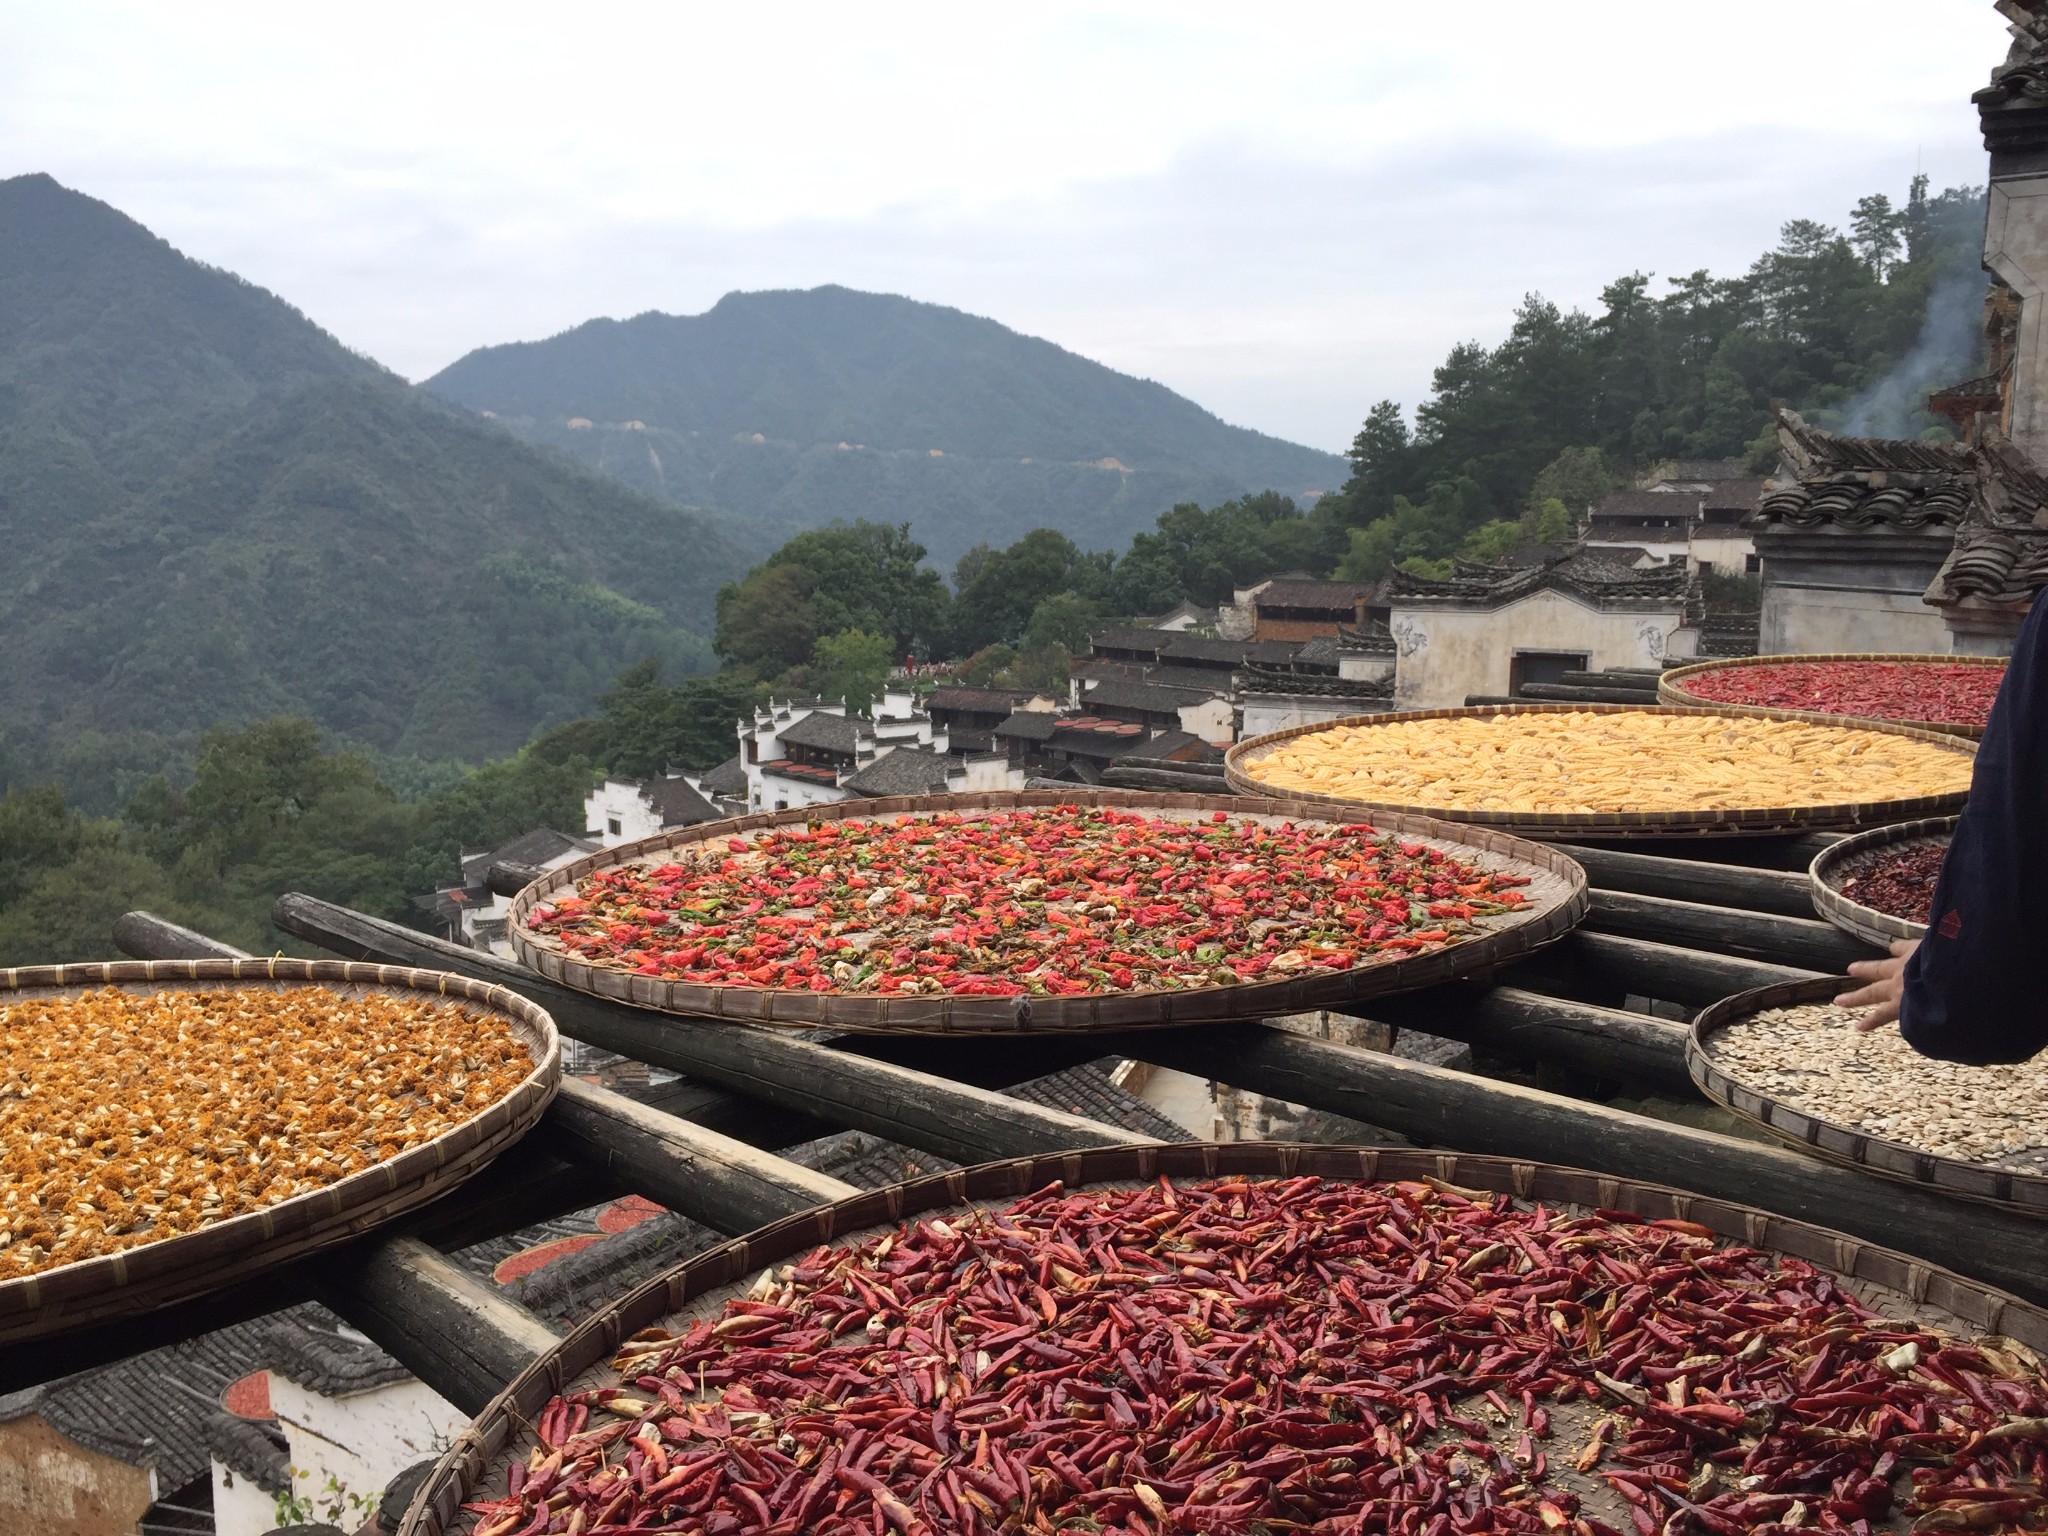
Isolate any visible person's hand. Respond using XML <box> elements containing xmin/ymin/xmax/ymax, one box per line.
<box><xmin>1835</xmin><ymin>939</ymin><xmax>1919</xmax><ymax>1030</ymax></box>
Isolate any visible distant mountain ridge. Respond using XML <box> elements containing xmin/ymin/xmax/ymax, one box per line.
<box><xmin>0</xmin><ymin>174</ymin><xmax>751</xmax><ymax>806</ymax></box>
<box><xmin>424</xmin><ymin>286</ymin><xmax>1347</xmax><ymax>569</ymax></box>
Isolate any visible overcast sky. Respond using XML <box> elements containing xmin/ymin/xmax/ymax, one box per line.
<box><xmin>1</xmin><ymin>3</ymin><xmax>2013</xmax><ymax>453</ymax></box>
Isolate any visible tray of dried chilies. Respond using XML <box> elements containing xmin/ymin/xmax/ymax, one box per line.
<box><xmin>1808</xmin><ymin>817</ymin><xmax>1957</xmax><ymax>949</ymax></box>
<box><xmin>506</xmin><ymin>789</ymin><xmax>1588</xmax><ymax>1035</ymax></box>
<box><xmin>1224</xmin><ymin>702</ymin><xmax>1977</xmax><ymax>840</ymax></box>
<box><xmin>1691</xmin><ymin>975</ymin><xmax>2048</xmax><ymax>1216</ymax></box>
<box><xmin>403</xmin><ymin>1143</ymin><xmax>2048</xmax><ymax>1536</ymax></box>
<box><xmin>1659</xmin><ymin>652</ymin><xmax>2006</xmax><ymax>740</ymax></box>
<box><xmin>0</xmin><ymin>957</ymin><xmax>559</xmax><ymax>1343</ymax></box>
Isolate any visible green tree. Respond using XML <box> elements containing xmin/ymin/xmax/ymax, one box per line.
<box><xmin>1021</xmin><ymin>592</ymin><xmax>1105</xmax><ymax>654</ymax></box>
<box><xmin>714</xmin><ymin>563</ymin><xmax>819</xmax><ymax>673</ymax></box>
<box><xmin>1527</xmin><ymin>497</ymin><xmax>1575</xmax><ymax>543</ymax></box>
<box><xmin>1525</xmin><ymin>447</ymin><xmax>1617</xmax><ymax>519</ymax></box>
<box><xmin>949</xmin><ymin>529</ymin><xmax>1109</xmax><ymax>652</ymax></box>
<box><xmin>1850</xmin><ymin>193</ymin><xmax>1903</xmax><ymax>279</ymax></box>
<box><xmin>812</xmin><ymin>629</ymin><xmax>894</xmax><ymax>712</ymax></box>
<box><xmin>0</xmin><ymin>842</ymin><xmax>178</xmax><ymax>966</ymax></box>
<box><xmin>1460</xmin><ymin>520</ymin><xmax>1526</xmax><ymax>563</ymax></box>
<box><xmin>0</xmin><ymin>785</ymin><xmax>90</xmax><ymax>909</ymax></box>
<box><xmin>765</xmin><ymin>521</ymin><xmax>950</xmax><ymax>654</ymax></box>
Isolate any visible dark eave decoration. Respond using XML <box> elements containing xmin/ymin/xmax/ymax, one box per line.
<box><xmin>1385</xmin><ymin>549</ymin><xmax>1687</xmax><ymax>611</ymax></box>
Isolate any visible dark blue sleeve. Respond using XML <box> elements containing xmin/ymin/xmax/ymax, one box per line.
<box><xmin>1899</xmin><ymin>595</ymin><xmax>2048</xmax><ymax>1063</ymax></box>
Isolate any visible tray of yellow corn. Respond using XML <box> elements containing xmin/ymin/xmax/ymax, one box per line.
<box><xmin>1223</xmin><ymin>703</ymin><xmax>1976</xmax><ymax>839</ymax></box>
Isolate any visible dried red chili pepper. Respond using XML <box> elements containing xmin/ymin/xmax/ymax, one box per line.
<box><xmin>1831</xmin><ymin>838</ymin><xmax>1950</xmax><ymax>924</ymax></box>
<box><xmin>1680</xmin><ymin>659</ymin><xmax>2005</xmax><ymax>728</ymax></box>
<box><xmin>466</xmin><ymin>1179</ymin><xmax>2048</xmax><ymax>1536</ymax></box>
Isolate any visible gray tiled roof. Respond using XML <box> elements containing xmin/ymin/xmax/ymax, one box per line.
<box><xmin>206</xmin><ymin>1411</ymin><xmax>290</xmax><ymax>1495</ymax></box>
<box><xmin>1120</xmin><ymin>730</ymin><xmax>1222</xmax><ymax>763</ymax></box>
<box><xmin>1253</xmin><ymin>578</ymin><xmax>1375</xmax><ymax>610</ymax></box>
<box><xmin>1083</xmin><ymin>677</ymin><xmax>1217</xmax><ymax>714</ymax></box>
<box><xmin>777</xmin><ymin>711</ymin><xmax>867</xmax><ymax>753</ymax></box>
<box><xmin>925</xmin><ymin>686</ymin><xmax>1034</xmax><ymax>714</ymax></box>
<box><xmin>840</xmin><ymin>747</ymin><xmax>957</xmax><ymax>798</ymax></box>
<box><xmin>995</xmin><ymin>710</ymin><xmax>1060</xmax><ymax>740</ymax></box>
<box><xmin>697</xmin><ymin>755</ymin><xmax>746</xmax><ymax>797</ymax></box>
<box><xmin>641</xmin><ymin>775</ymin><xmax>719</xmax><ymax>827</ymax></box>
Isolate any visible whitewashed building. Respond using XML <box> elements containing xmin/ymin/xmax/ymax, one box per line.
<box><xmin>1385</xmin><ymin>553</ymin><xmax>1689</xmax><ymax>711</ymax></box>
<box><xmin>585</xmin><ymin>774</ymin><xmax>720</xmax><ymax>848</ymax></box>
<box><xmin>741</xmin><ymin>692</ymin><xmax>1025</xmax><ymax>813</ymax></box>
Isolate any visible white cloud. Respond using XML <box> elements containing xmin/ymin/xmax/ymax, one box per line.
<box><xmin>0</xmin><ymin>1</ymin><xmax>2012</xmax><ymax>450</ymax></box>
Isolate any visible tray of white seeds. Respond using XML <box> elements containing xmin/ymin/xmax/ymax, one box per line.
<box><xmin>1691</xmin><ymin>977</ymin><xmax>2048</xmax><ymax>1215</ymax></box>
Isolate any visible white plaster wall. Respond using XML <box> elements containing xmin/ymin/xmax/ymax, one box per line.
<box><xmin>585</xmin><ymin>780</ymin><xmax>665</xmax><ymax>847</ymax></box>
<box><xmin>754</xmin><ymin>774</ymin><xmax>851</xmax><ymax>814</ymax></box>
<box><xmin>459</xmin><ymin>846</ymin><xmax>590</xmax><ymax>956</ymax></box>
<box><xmin>1242</xmin><ymin>697</ymin><xmax>1360</xmax><ymax>738</ymax></box>
<box><xmin>1390</xmin><ymin>592</ymin><xmax>1683</xmax><ymax>711</ymax></box>
<box><xmin>1176</xmin><ymin>697</ymin><xmax>1237</xmax><ymax>743</ymax></box>
<box><xmin>267</xmin><ymin>1376</ymin><xmax>466</xmax><ymax>1531</ymax></box>
<box><xmin>1337</xmin><ymin>653</ymin><xmax>1395</xmax><ymax>683</ymax></box>
<box><xmin>211</xmin><ymin>1456</ymin><xmax>283</xmax><ymax>1536</ymax></box>
<box><xmin>954</xmin><ymin>757</ymin><xmax>1025</xmax><ymax>793</ymax></box>
<box><xmin>1689</xmin><ymin>530</ymin><xmax>1756</xmax><ymax>573</ymax></box>
<box><xmin>1759</xmin><ymin>588</ymin><xmax>1953</xmax><ymax>656</ymax></box>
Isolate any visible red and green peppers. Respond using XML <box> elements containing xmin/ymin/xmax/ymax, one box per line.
<box><xmin>527</xmin><ymin>807</ymin><xmax>1531</xmax><ymax>999</ymax></box>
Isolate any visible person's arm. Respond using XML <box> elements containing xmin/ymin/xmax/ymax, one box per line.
<box><xmin>1887</xmin><ymin>594</ymin><xmax>2048</xmax><ymax>1063</ymax></box>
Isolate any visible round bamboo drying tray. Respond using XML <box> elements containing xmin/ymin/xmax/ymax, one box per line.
<box><xmin>1809</xmin><ymin>816</ymin><xmax>1956</xmax><ymax>948</ymax></box>
<box><xmin>1691</xmin><ymin>976</ymin><xmax>2048</xmax><ymax>1216</ymax></box>
<box><xmin>397</xmin><ymin>1141</ymin><xmax>2048</xmax><ymax>1536</ymax></box>
<box><xmin>0</xmin><ymin>958</ymin><xmax>560</xmax><ymax>1344</ymax></box>
<box><xmin>507</xmin><ymin>789</ymin><xmax>1588</xmax><ymax>1035</ymax></box>
<box><xmin>1224</xmin><ymin>701</ymin><xmax>1976</xmax><ymax>840</ymax></box>
<box><xmin>1659</xmin><ymin>652</ymin><xmax>2005</xmax><ymax>740</ymax></box>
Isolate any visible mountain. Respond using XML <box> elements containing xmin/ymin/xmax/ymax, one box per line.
<box><xmin>0</xmin><ymin>175</ymin><xmax>753</xmax><ymax>807</ymax></box>
<box><xmin>423</xmin><ymin>286</ymin><xmax>1348</xmax><ymax>571</ymax></box>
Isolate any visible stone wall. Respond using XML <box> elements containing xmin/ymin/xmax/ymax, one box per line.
<box><xmin>0</xmin><ymin>1418</ymin><xmax>153</xmax><ymax>1536</ymax></box>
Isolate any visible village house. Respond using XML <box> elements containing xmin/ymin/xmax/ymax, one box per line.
<box><xmin>1245</xmin><ymin>577</ymin><xmax>1384</xmax><ymax>642</ymax></box>
<box><xmin>424</xmin><ymin>826</ymin><xmax>598</xmax><ymax>957</ymax></box>
<box><xmin>1584</xmin><ymin>460</ymin><xmax>1764</xmax><ymax>577</ymax></box>
<box><xmin>584</xmin><ymin>774</ymin><xmax>720</xmax><ymax>848</ymax></box>
<box><xmin>1236</xmin><ymin>624</ymin><xmax>1400</xmax><ymax>737</ymax></box>
<box><xmin>1384</xmin><ymin>551</ymin><xmax>1689</xmax><ymax>711</ymax></box>
<box><xmin>740</xmin><ymin>691</ymin><xmax>1029</xmax><ymax>812</ymax></box>
<box><xmin>1073</xmin><ymin>676</ymin><xmax>1235</xmax><ymax>743</ymax></box>
<box><xmin>919</xmin><ymin>685</ymin><xmax>1058</xmax><ymax>754</ymax></box>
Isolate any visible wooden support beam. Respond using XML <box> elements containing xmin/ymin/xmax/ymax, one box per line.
<box><xmin>1558</xmin><ymin>671</ymin><xmax>1659</xmax><ymax>691</ymax></box>
<box><xmin>1512</xmin><ymin>930</ymin><xmax>1819</xmax><ymax>1010</ymax></box>
<box><xmin>1141</xmin><ymin>1024</ymin><xmax>2048</xmax><ymax>1308</ymax></box>
<box><xmin>317</xmin><ymin>1236</ymin><xmax>560</xmax><ymax>1416</ymax></box>
<box><xmin>1098</xmin><ymin>765</ymin><xmax>1233</xmax><ymax>794</ymax></box>
<box><xmin>1515</xmin><ymin>683</ymin><xmax>1672</xmax><ymax>705</ymax></box>
<box><xmin>1351</xmin><ymin>985</ymin><xmax>1693</xmax><ymax>1095</ymax></box>
<box><xmin>545</xmin><ymin>1078</ymin><xmax>857</xmax><ymax>1230</ymax></box>
<box><xmin>112</xmin><ymin>909</ymin><xmax>247</xmax><ymax>961</ymax></box>
<box><xmin>1586</xmin><ymin>889</ymin><xmax>1876</xmax><ymax>974</ymax></box>
<box><xmin>271</xmin><ymin>894</ymin><xmax>1156</xmax><ymax>1164</ymax></box>
<box><xmin>1559</xmin><ymin>844</ymin><xmax>1817</xmax><ymax>919</ymax></box>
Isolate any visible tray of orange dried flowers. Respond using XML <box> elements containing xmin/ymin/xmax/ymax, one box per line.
<box><xmin>0</xmin><ymin>958</ymin><xmax>559</xmax><ymax>1344</ymax></box>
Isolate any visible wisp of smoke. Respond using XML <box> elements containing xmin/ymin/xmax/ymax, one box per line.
<box><xmin>1841</xmin><ymin>266</ymin><xmax>1988</xmax><ymax>439</ymax></box>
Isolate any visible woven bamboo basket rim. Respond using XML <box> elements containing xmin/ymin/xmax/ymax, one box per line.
<box><xmin>0</xmin><ymin>958</ymin><xmax>560</xmax><ymax>1342</ymax></box>
<box><xmin>1690</xmin><ymin>975</ymin><xmax>2048</xmax><ymax>1217</ymax></box>
<box><xmin>399</xmin><ymin>1140</ymin><xmax>2048</xmax><ymax>1536</ymax></box>
<box><xmin>1808</xmin><ymin>816</ymin><xmax>1957</xmax><ymax>947</ymax></box>
<box><xmin>1223</xmin><ymin>701</ymin><xmax>1976</xmax><ymax>840</ymax></box>
<box><xmin>506</xmin><ymin>789</ymin><xmax>1588</xmax><ymax>1036</ymax></box>
<box><xmin>1659</xmin><ymin>653</ymin><xmax>2006</xmax><ymax>741</ymax></box>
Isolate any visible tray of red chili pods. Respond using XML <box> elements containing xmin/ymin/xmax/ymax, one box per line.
<box><xmin>508</xmin><ymin>791</ymin><xmax>1589</xmax><ymax>1036</ymax></box>
<box><xmin>1659</xmin><ymin>653</ymin><xmax>2006</xmax><ymax>740</ymax></box>
<box><xmin>1808</xmin><ymin>817</ymin><xmax>1956</xmax><ymax>948</ymax></box>
<box><xmin>402</xmin><ymin>1144</ymin><xmax>2048</xmax><ymax>1536</ymax></box>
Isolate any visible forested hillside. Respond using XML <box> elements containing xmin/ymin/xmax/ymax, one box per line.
<box><xmin>0</xmin><ymin>176</ymin><xmax>754</xmax><ymax>808</ymax></box>
<box><xmin>423</xmin><ymin>285</ymin><xmax>1348</xmax><ymax>568</ymax></box>
<box><xmin>1323</xmin><ymin>177</ymin><xmax>1990</xmax><ymax>573</ymax></box>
